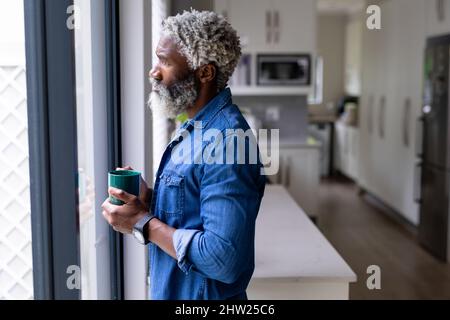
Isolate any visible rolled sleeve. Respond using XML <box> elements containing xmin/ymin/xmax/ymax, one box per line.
<box><xmin>173</xmin><ymin>228</ymin><xmax>200</xmax><ymax>274</ymax></box>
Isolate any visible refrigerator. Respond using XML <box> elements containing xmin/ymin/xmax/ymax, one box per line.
<box><xmin>418</xmin><ymin>34</ymin><xmax>450</xmax><ymax>262</ymax></box>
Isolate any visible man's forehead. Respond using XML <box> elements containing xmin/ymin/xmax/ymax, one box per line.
<box><xmin>156</xmin><ymin>35</ymin><xmax>177</xmax><ymax>54</ymax></box>
<box><xmin>156</xmin><ymin>35</ymin><xmax>188</xmax><ymax>67</ymax></box>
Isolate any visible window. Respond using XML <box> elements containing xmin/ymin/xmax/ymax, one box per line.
<box><xmin>74</xmin><ymin>0</ymin><xmax>111</xmax><ymax>299</ymax></box>
<box><xmin>7</xmin><ymin>0</ymin><xmax>153</xmax><ymax>300</ymax></box>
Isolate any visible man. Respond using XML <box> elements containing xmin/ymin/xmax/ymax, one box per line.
<box><xmin>101</xmin><ymin>9</ymin><xmax>266</xmax><ymax>300</ymax></box>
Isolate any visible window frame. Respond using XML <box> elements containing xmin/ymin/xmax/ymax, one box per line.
<box><xmin>105</xmin><ymin>0</ymin><xmax>124</xmax><ymax>300</ymax></box>
<box><xmin>24</xmin><ymin>0</ymin><xmax>80</xmax><ymax>300</ymax></box>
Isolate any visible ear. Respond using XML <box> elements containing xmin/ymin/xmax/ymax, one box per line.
<box><xmin>197</xmin><ymin>64</ymin><xmax>216</xmax><ymax>84</ymax></box>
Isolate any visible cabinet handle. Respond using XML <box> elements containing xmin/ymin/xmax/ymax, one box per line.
<box><xmin>368</xmin><ymin>94</ymin><xmax>374</xmax><ymax>134</ymax></box>
<box><xmin>273</xmin><ymin>10</ymin><xmax>280</xmax><ymax>44</ymax></box>
<box><xmin>403</xmin><ymin>97</ymin><xmax>411</xmax><ymax>147</ymax></box>
<box><xmin>266</xmin><ymin>10</ymin><xmax>272</xmax><ymax>43</ymax></box>
<box><xmin>415</xmin><ymin>116</ymin><xmax>424</xmax><ymax>158</ymax></box>
<box><xmin>378</xmin><ymin>96</ymin><xmax>386</xmax><ymax>139</ymax></box>
<box><xmin>414</xmin><ymin>162</ymin><xmax>422</xmax><ymax>203</ymax></box>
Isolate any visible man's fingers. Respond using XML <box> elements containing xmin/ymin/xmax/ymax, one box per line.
<box><xmin>116</xmin><ymin>165</ymin><xmax>133</xmax><ymax>170</ymax></box>
<box><xmin>103</xmin><ymin>211</ymin><xmax>123</xmax><ymax>232</ymax></box>
<box><xmin>102</xmin><ymin>210</ymin><xmax>113</xmax><ymax>225</ymax></box>
<box><xmin>101</xmin><ymin>198</ymin><xmax>117</xmax><ymax>214</ymax></box>
<box><xmin>108</xmin><ymin>187</ymin><xmax>135</xmax><ymax>203</ymax></box>
<box><xmin>101</xmin><ymin>198</ymin><xmax>110</xmax><ymax>208</ymax></box>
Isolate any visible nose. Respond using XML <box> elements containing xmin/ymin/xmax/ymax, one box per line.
<box><xmin>149</xmin><ymin>66</ymin><xmax>162</xmax><ymax>81</ymax></box>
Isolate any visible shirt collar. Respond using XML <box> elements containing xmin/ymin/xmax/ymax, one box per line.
<box><xmin>181</xmin><ymin>87</ymin><xmax>232</xmax><ymax>131</ymax></box>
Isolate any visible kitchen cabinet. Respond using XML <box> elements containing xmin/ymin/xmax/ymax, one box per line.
<box><xmin>215</xmin><ymin>0</ymin><xmax>316</xmax><ymax>96</ymax></box>
<box><xmin>272</xmin><ymin>0</ymin><xmax>316</xmax><ymax>52</ymax></box>
<box><xmin>214</xmin><ymin>0</ymin><xmax>316</xmax><ymax>53</ymax></box>
<box><xmin>358</xmin><ymin>0</ymin><xmax>424</xmax><ymax>224</ymax></box>
<box><xmin>261</xmin><ymin>143</ymin><xmax>320</xmax><ymax>218</ymax></box>
<box><xmin>426</xmin><ymin>0</ymin><xmax>450</xmax><ymax>37</ymax></box>
<box><xmin>334</xmin><ymin>122</ymin><xmax>359</xmax><ymax>182</ymax></box>
<box><xmin>215</xmin><ymin>0</ymin><xmax>268</xmax><ymax>52</ymax></box>
<box><xmin>344</xmin><ymin>13</ymin><xmax>363</xmax><ymax>96</ymax></box>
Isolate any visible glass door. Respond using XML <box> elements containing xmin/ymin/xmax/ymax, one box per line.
<box><xmin>74</xmin><ymin>0</ymin><xmax>112</xmax><ymax>299</ymax></box>
<box><xmin>20</xmin><ymin>0</ymin><xmax>117</xmax><ymax>300</ymax></box>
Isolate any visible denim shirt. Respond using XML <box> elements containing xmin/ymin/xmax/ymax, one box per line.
<box><xmin>148</xmin><ymin>88</ymin><xmax>266</xmax><ymax>300</ymax></box>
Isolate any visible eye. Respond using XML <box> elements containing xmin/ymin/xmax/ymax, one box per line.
<box><xmin>159</xmin><ymin>58</ymin><xmax>170</xmax><ymax>66</ymax></box>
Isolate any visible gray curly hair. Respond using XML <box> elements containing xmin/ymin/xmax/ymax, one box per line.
<box><xmin>161</xmin><ymin>9</ymin><xmax>241</xmax><ymax>91</ymax></box>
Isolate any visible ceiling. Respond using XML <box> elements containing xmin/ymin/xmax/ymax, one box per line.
<box><xmin>317</xmin><ymin>0</ymin><xmax>366</xmax><ymax>14</ymax></box>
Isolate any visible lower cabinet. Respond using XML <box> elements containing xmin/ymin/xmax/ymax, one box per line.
<box><xmin>262</xmin><ymin>145</ymin><xmax>321</xmax><ymax>218</ymax></box>
<box><xmin>334</xmin><ymin>122</ymin><xmax>359</xmax><ymax>181</ymax></box>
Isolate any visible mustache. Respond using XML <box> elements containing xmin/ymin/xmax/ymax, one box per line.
<box><xmin>149</xmin><ymin>78</ymin><xmax>165</xmax><ymax>92</ymax></box>
<box><xmin>149</xmin><ymin>75</ymin><xmax>198</xmax><ymax>98</ymax></box>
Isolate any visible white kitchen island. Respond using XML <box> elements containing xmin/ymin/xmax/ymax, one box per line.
<box><xmin>247</xmin><ymin>185</ymin><xmax>357</xmax><ymax>300</ymax></box>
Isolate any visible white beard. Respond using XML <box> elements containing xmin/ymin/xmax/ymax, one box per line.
<box><xmin>148</xmin><ymin>74</ymin><xmax>198</xmax><ymax>119</ymax></box>
<box><xmin>148</xmin><ymin>91</ymin><xmax>173</xmax><ymax>118</ymax></box>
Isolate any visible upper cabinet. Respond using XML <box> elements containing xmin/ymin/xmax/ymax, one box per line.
<box><xmin>215</xmin><ymin>0</ymin><xmax>269</xmax><ymax>52</ymax></box>
<box><xmin>426</xmin><ymin>0</ymin><xmax>450</xmax><ymax>37</ymax></box>
<box><xmin>214</xmin><ymin>0</ymin><xmax>316</xmax><ymax>53</ymax></box>
<box><xmin>344</xmin><ymin>13</ymin><xmax>363</xmax><ymax>96</ymax></box>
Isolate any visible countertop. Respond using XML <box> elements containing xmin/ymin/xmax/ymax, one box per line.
<box><xmin>253</xmin><ymin>185</ymin><xmax>357</xmax><ymax>283</ymax></box>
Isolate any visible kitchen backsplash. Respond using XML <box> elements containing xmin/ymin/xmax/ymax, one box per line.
<box><xmin>232</xmin><ymin>95</ymin><xmax>308</xmax><ymax>143</ymax></box>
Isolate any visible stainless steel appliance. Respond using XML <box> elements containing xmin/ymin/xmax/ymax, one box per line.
<box><xmin>418</xmin><ymin>34</ymin><xmax>450</xmax><ymax>262</ymax></box>
<box><xmin>256</xmin><ymin>54</ymin><xmax>310</xmax><ymax>86</ymax></box>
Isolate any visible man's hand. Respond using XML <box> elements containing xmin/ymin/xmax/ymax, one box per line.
<box><xmin>101</xmin><ymin>187</ymin><xmax>149</xmax><ymax>234</ymax></box>
<box><xmin>103</xmin><ymin>166</ymin><xmax>177</xmax><ymax>259</ymax></box>
<box><xmin>118</xmin><ymin>166</ymin><xmax>153</xmax><ymax>211</ymax></box>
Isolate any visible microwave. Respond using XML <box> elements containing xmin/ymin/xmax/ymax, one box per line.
<box><xmin>256</xmin><ymin>54</ymin><xmax>311</xmax><ymax>86</ymax></box>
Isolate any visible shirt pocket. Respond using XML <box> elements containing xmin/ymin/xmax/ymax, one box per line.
<box><xmin>158</xmin><ymin>172</ymin><xmax>184</xmax><ymax>217</ymax></box>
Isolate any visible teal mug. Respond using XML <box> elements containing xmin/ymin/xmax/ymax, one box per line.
<box><xmin>108</xmin><ymin>170</ymin><xmax>141</xmax><ymax>205</ymax></box>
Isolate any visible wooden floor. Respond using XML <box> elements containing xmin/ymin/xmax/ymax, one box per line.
<box><xmin>316</xmin><ymin>176</ymin><xmax>450</xmax><ymax>299</ymax></box>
